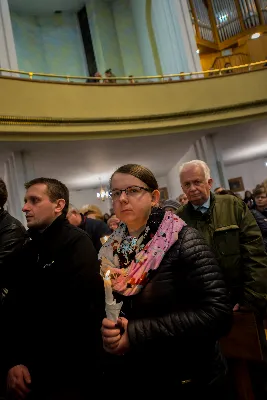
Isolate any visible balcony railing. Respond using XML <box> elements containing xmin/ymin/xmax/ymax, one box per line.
<box><xmin>0</xmin><ymin>60</ymin><xmax>266</xmax><ymax>84</ymax></box>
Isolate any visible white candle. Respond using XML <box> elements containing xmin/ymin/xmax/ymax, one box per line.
<box><xmin>100</xmin><ymin>235</ymin><xmax>110</xmax><ymax>245</ymax></box>
<box><xmin>104</xmin><ymin>270</ymin><xmax>114</xmax><ymax>304</ymax></box>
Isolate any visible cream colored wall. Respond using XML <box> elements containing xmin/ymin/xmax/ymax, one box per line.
<box><xmin>10</xmin><ymin>12</ymin><xmax>88</xmax><ymax>78</ymax></box>
<box><xmin>70</xmin><ymin>188</ymin><xmax>111</xmax><ymax>213</ymax></box>
<box><xmin>225</xmin><ymin>158</ymin><xmax>267</xmax><ymax>198</ymax></box>
<box><xmin>86</xmin><ymin>0</ymin><xmax>144</xmax><ymax>77</ymax></box>
<box><xmin>1</xmin><ymin>68</ymin><xmax>267</xmax><ymax>139</ymax></box>
<box><xmin>112</xmin><ymin>0</ymin><xmax>144</xmax><ymax>77</ymax></box>
<box><xmin>86</xmin><ymin>0</ymin><xmax>124</xmax><ymax>77</ymax></box>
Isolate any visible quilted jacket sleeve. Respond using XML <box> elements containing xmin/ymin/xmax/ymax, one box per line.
<box><xmin>239</xmin><ymin>204</ymin><xmax>267</xmax><ymax>316</ymax></box>
<box><xmin>0</xmin><ymin>222</ymin><xmax>26</xmax><ymax>286</ymax></box>
<box><xmin>127</xmin><ymin>227</ymin><xmax>232</xmax><ymax>348</ymax></box>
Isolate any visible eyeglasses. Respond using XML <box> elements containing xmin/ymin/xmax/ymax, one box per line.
<box><xmin>110</xmin><ymin>186</ymin><xmax>152</xmax><ymax>201</ymax></box>
<box><xmin>182</xmin><ymin>180</ymin><xmax>205</xmax><ymax>190</ymax></box>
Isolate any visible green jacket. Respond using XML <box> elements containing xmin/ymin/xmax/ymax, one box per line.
<box><xmin>177</xmin><ymin>193</ymin><xmax>267</xmax><ymax>316</ymax></box>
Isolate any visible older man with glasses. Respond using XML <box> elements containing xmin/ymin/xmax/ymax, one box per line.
<box><xmin>177</xmin><ymin>159</ymin><xmax>267</xmax><ymax>317</ymax></box>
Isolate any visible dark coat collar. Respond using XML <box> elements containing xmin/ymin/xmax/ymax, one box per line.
<box><xmin>28</xmin><ymin>214</ymin><xmax>67</xmax><ymax>243</ymax></box>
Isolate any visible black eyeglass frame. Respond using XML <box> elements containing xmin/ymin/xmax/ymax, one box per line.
<box><xmin>109</xmin><ymin>186</ymin><xmax>153</xmax><ymax>199</ymax></box>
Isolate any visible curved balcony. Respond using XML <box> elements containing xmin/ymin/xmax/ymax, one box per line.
<box><xmin>0</xmin><ymin>61</ymin><xmax>266</xmax><ymax>140</ymax></box>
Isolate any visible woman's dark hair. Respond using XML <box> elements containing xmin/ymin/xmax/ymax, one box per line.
<box><xmin>110</xmin><ymin>164</ymin><xmax>158</xmax><ymax>190</ymax></box>
<box><xmin>244</xmin><ymin>190</ymin><xmax>252</xmax><ymax>198</ymax></box>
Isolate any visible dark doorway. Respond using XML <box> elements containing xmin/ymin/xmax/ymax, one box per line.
<box><xmin>77</xmin><ymin>6</ymin><xmax>97</xmax><ymax>76</ymax></box>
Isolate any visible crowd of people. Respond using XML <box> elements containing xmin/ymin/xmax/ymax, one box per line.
<box><xmin>0</xmin><ymin>160</ymin><xmax>267</xmax><ymax>400</ymax></box>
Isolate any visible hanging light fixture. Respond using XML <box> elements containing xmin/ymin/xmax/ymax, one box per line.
<box><xmin>96</xmin><ymin>178</ymin><xmax>110</xmax><ymax>201</ymax></box>
<box><xmin>251</xmin><ymin>32</ymin><xmax>260</xmax><ymax>39</ymax></box>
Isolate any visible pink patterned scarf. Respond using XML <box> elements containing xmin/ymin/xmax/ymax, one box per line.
<box><xmin>99</xmin><ymin>210</ymin><xmax>186</xmax><ymax>296</ymax></box>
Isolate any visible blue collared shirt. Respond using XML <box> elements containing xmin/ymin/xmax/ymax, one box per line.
<box><xmin>192</xmin><ymin>197</ymin><xmax>211</xmax><ymax>214</ymax></box>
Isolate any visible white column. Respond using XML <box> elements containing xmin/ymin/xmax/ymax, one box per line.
<box><xmin>130</xmin><ymin>0</ymin><xmax>158</xmax><ymax>76</ymax></box>
<box><xmin>86</xmin><ymin>0</ymin><xmax>124</xmax><ymax>77</ymax></box>
<box><xmin>151</xmin><ymin>0</ymin><xmax>201</xmax><ymax>75</ymax></box>
<box><xmin>0</xmin><ymin>0</ymin><xmax>18</xmax><ymax>72</ymax></box>
<box><xmin>3</xmin><ymin>151</ymin><xmax>35</xmax><ymax>225</ymax></box>
<box><xmin>194</xmin><ymin>135</ymin><xmax>229</xmax><ymax>190</ymax></box>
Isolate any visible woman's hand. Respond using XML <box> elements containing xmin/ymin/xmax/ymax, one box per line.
<box><xmin>101</xmin><ymin>317</ymin><xmax>130</xmax><ymax>355</ymax></box>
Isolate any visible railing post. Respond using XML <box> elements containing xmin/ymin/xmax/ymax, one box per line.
<box><xmin>29</xmin><ymin>72</ymin><xmax>33</xmax><ymax>80</ymax></box>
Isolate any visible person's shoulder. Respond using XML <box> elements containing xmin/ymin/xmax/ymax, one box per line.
<box><xmin>61</xmin><ymin>220</ymin><xmax>92</xmax><ymax>241</ymax></box>
<box><xmin>214</xmin><ymin>194</ymin><xmax>245</xmax><ymax>211</ymax></box>
<box><xmin>85</xmin><ymin>218</ymin><xmax>111</xmax><ymax>233</ymax></box>
<box><xmin>176</xmin><ymin>203</ymin><xmax>189</xmax><ymax>215</ymax></box>
<box><xmin>178</xmin><ymin>225</ymin><xmax>204</xmax><ymax>242</ymax></box>
<box><xmin>0</xmin><ymin>211</ymin><xmax>26</xmax><ymax>234</ymax></box>
<box><xmin>214</xmin><ymin>193</ymin><xmax>243</xmax><ymax>205</ymax></box>
<box><xmin>86</xmin><ymin>218</ymin><xmax>107</xmax><ymax>228</ymax></box>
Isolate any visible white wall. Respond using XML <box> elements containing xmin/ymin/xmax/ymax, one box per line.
<box><xmin>225</xmin><ymin>158</ymin><xmax>267</xmax><ymax>198</ymax></box>
<box><xmin>130</xmin><ymin>0</ymin><xmax>157</xmax><ymax>76</ymax></box>
<box><xmin>112</xmin><ymin>0</ymin><xmax>144</xmax><ymax>77</ymax></box>
<box><xmin>166</xmin><ymin>145</ymin><xmax>197</xmax><ymax>199</ymax></box>
<box><xmin>86</xmin><ymin>0</ymin><xmax>124</xmax><ymax>76</ymax></box>
<box><xmin>157</xmin><ymin>176</ymin><xmax>168</xmax><ymax>189</ymax></box>
<box><xmin>11</xmin><ymin>12</ymin><xmax>88</xmax><ymax>78</ymax></box>
<box><xmin>70</xmin><ymin>188</ymin><xmax>111</xmax><ymax>214</ymax></box>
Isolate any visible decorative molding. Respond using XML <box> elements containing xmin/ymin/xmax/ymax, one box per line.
<box><xmin>0</xmin><ymin>99</ymin><xmax>266</xmax><ymax>126</ymax></box>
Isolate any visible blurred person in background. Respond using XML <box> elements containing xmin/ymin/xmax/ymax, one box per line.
<box><xmin>107</xmin><ymin>215</ymin><xmax>120</xmax><ymax>231</ymax></box>
<box><xmin>214</xmin><ymin>187</ymin><xmax>225</xmax><ymax>194</ymax></box>
<box><xmin>251</xmin><ymin>186</ymin><xmax>267</xmax><ymax>252</ymax></box>
<box><xmin>177</xmin><ymin>193</ymin><xmax>188</xmax><ymax>206</ymax></box>
<box><xmin>80</xmin><ymin>204</ymin><xmax>103</xmax><ymax>221</ymax></box>
<box><xmin>162</xmin><ymin>199</ymin><xmax>180</xmax><ymax>213</ymax></box>
<box><xmin>67</xmin><ymin>205</ymin><xmax>111</xmax><ymax>252</ymax></box>
<box><xmin>244</xmin><ymin>190</ymin><xmax>254</xmax><ymax>209</ymax></box>
<box><xmin>103</xmin><ymin>213</ymin><xmax>110</xmax><ymax>224</ymax></box>
<box><xmin>217</xmin><ymin>189</ymin><xmax>240</xmax><ymax>198</ymax></box>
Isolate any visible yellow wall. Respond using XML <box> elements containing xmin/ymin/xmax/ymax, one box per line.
<box><xmin>0</xmin><ymin>68</ymin><xmax>266</xmax><ymax>140</ymax></box>
<box><xmin>200</xmin><ymin>33</ymin><xmax>267</xmax><ymax>70</ymax></box>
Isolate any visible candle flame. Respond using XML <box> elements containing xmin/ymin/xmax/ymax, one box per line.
<box><xmin>100</xmin><ymin>235</ymin><xmax>110</xmax><ymax>245</ymax></box>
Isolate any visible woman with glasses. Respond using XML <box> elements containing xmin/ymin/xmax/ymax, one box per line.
<box><xmin>251</xmin><ymin>185</ymin><xmax>267</xmax><ymax>251</ymax></box>
<box><xmin>99</xmin><ymin>164</ymin><xmax>232</xmax><ymax>399</ymax></box>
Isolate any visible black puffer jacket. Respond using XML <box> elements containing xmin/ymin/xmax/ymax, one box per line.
<box><xmin>110</xmin><ymin>226</ymin><xmax>232</xmax><ymax>393</ymax></box>
<box><xmin>0</xmin><ymin>209</ymin><xmax>26</xmax><ymax>288</ymax></box>
<box><xmin>251</xmin><ymin>208</ymin><xmax>267</xmax><ymax>251</ymax></box>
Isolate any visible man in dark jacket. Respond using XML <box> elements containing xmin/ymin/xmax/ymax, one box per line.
<box><xmin>0</xmin><ymin>179</ymin><xmax>26</xmax><ymax>396</ymax></box>
<box><xmin>5</xmin><ymin>178</ymin><xmax>105</xmax><ymax>400</ymax></box>
<box><xmin>0</xmin><ymin>178</ymin><xmax>26</xmax><ymax>294</ymax></box>
<box><xmin>177</xmin><ymin>160</ymin><xmax>267</xmax><ymax>317</ymax></box>
<box><xmin>67</xmin><ymin>204</ymin><xmax>111</xmax><ymax>252</ymax></box>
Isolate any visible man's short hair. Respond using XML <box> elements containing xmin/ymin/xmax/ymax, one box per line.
<box><xmin>0</xmin><ymin>178</ymin><xmax>8</xmax><ymax>208</ymax></box>
<box><xmin>253</xmin><ymin>185</ymin><xmax>266</xmax><ymax>197</ymax></box>
<box><xmin>25</xmin><ymin>177</ymin><xmax>69</xmax><ymax>215</ymax></box>
<box><xmin>179</xmin><ymin>160</ymin><xmax>211</xmax><ymax>181</ymax></box>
